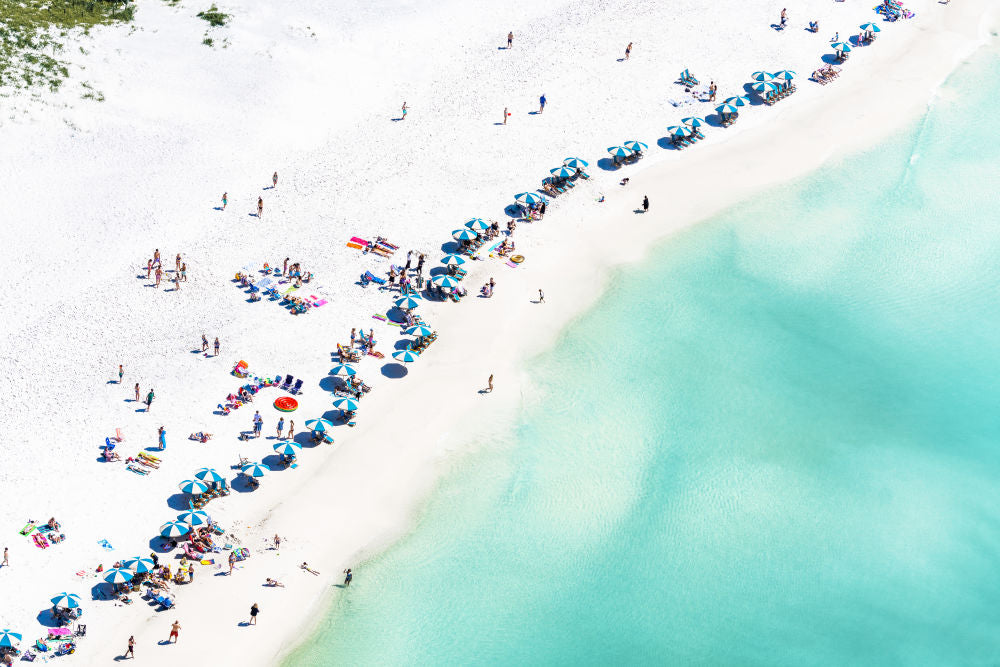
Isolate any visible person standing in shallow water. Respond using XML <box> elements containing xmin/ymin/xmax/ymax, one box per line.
<box><xmin>344</xmin><ymin>568</ymin><xmax>353</xmax><ymax>586</ymax></box>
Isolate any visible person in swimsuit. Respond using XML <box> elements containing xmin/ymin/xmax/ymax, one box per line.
<box><xmin>153</xmin><ymin>249</ymin><xmax>160</xmax><ymax>266</ymax></box>
<box><xmin>155</xmin><ymin>267</ymin><xmax>162</xmax><ymax>288</ymax></box>
<box><xmin>272</xmin><ymin>172</ymin><xmax>278</xmax><ymax>188</ymax></box>
<box><xmin>625</xmin><ymin>42</ymin><xmax>632</xmax><ymax>59</ymax></box>
<box><xmin>507</xmin><ymin>31</ymin><xmax>513</xmax><ymax>48</ymax></box>
<box><xmin>257</xmin><ymin>197</ymin><xmax>263</xmax><ymax>218</ymax></box>
<box><xmin>146</xmin><ymin>259</ymin><xmax>152</xmax><ymax>279</ymax></box>
<box><xmin>118</xmin><ymin>365</ymin><xmax>124</xmax><ymax>383</ymax></box>
<box><xmin>344</xmin><ymin>568</ymin><xmax>353</xmax><ymax>586</ymax></box>
<box><xmin>214</xmin><ymin>337</ymin><xmax>220</xmax><ymax>356</ymax></box>
<box><xmin>250</xmin><ymin>603</ymin><xmax>260</xmax><ymax>624</ymax></box>
<box><xmin>202</xmin><ymin>334</ymin><xmax>208</xmax><ymax>352</ymax></box>
<box><xmin>539</xmin><ymin>93</ymin><xmax>546</xmax><ymax>113</ymax></box>
<box><xmin>168</xmin><ymin>620</ymin><xmax>180</xmax><ymax>643</ymax></box>
<box><xmin>134</xmin><ymin>383</ymin><xmax>140</xmax><ymax>402</ymax></box>
<box><xmin>125</xmin><ymin>636</ymin><xmax>134</xmax><ymax>658</ymax></box>
<box><xmin>222</xmin><ymin>192</ymin><xmax>228</xmax><ymax>209</ymax></box>
<box><xmin>401</xmin><ymin>101</ymin><xmax>408</xmax><ymax>120</ymax></box>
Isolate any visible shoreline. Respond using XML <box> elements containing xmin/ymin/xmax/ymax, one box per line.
<box><xmin>0</xmin><ymin>0</ymin><xmax>994</xmax><ymax>663</ymax></box>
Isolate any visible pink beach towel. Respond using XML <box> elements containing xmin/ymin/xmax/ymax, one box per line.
<box><xmin>506</xmin><ymin>261</ymin><xmax>518</xmax><ymax>268</ymax></box>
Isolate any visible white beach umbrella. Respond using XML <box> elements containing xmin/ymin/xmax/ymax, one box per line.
<box><xmin>550</xmin><ymin>165</ymin><xmax>576</xmax><ymax>179</ymax></box>
<box><xmin>452</xmin><ymin>228</ymin><xmax>478</xmax><ymax>241</ymax></box>
<box><xmin>394</xmin><ymin>296</ymin><xmax>422</xmax><ymax>310</ymax></box>
<box><xmin>305</xmin><ymin>418</ymin><xmax>336</xmax><ymax>431</ymax></box>
<box><xmin>159</xmin><ymin>521</ymin><xmax>191</xmax><ymax>538</ymax></box>
<box><xmin>772</xmin><ymin>69</ymin><xmax>796</xmax><ymax>80</ymax></box>
<box><xmin>194</xmin><ymin>467</ymin><xmax>225</xmax><ymax>483</ymax></box>
<box><xmin>681</xmin><ymin>116</ymin><xmax>706</xmax><ymax>127</ymax></box>
<box><xmin>624</xmin><ymin>141</ymin><xmax>648</xmax><ymax>153</ymax></box>
<box><xmin>607</xmin><ymin>145</ymin><xmax>634</xmax><ymax>158</ymax></box>
<box><xmin>404</xmin><ymin>325</ymin><xmax>434</xmax><ymax>337</ymax></box>
<box><xmin>242</xmin><ymin>462</ymin><xmax>270</xmax><ymax>478</ymax></box>
<box><xmin>750</xmin><ymin>81</ymin><xmax>778</xmax><ymax>93</ymax></box>
<box><xmin>668</xmin><ymin>125</ymin><xmax>693</xmax><ymax>137</ymax></box>
<box><xmin>177</xmin><ymin>510</ymin><xmax>211</xmax><ymax>526</ymax></box>
<box><xmin>50</xmin><ymin>592</ymin><xmax>82</xmax><ymax>609</ymax></box>
<box><xmin>464</xmin><ymin>218</ymin><xmax>490</xmax><ymax>231</ymax></box>
<box><xmin>432</xmin><ymin>275</ymin><xmax>460</xmax><ymax>289</ymax></box>
<box><xmin>859</xmin><ymin>23</ymin><xmax>880</xmax><ymax>32</ymax></box>
<box><xmin>273</xmin><ymin>442</ymin><xmax>302</xmax><ymax>456</ymax></box>
<box><xmin>715</xmin><ymin>103</ymin><xmax>741</xmax><ymax>115</ymax></box>
<box><xmin>328</xmin><ymin>364</ymin><xmax>357</xmax><ymax>377</ymax></box>
<box><xmin>562</xmin><ymin>157</ymin><xmax>589</xmax><ymax>168</ymax></box>
<box><xmin>332</xmin><ymin>398</ymin><xmax>359</xmax><ymax>411</ymax></box>
<box><xmin>832</xmin><ymin>42</ymin><xmax>852</xmax><ymax>52</ymax></box>
<box><xmin>178</xmin><ymin>479</ymin><xmax>209</xmax><ymax>495</ymax></box>
<box><xmin>750</xmin><ymin>71</ymin><xmax>774</xmax><ymax>81</ymax></box>
<box><xmin>724</xmin><ymin>95</ymin><xmax>750</xmax><ymax>107</ymax></box>
<box><xmin>440</xmin><ymin>254</ymin><xmax>466</xmax><ymax>265</ymax></box>
<box><xmin>392</xmin><ymin>349</ymin><xmax>421</xmax><ymax>363</ymax></box>
<box><xmin>103</xmin><ymin>568</ymin><xmax>135</xmax><ymax>584</ymax></box>
<box><xmin>515</xmin><ymin>192</ymin><xmax>544</xmax><ymax>205</ymax></box>
<box><xmin>122</xmin><ymin>557</ymin><xmax>156</xmax><ymax>574</ymax></box>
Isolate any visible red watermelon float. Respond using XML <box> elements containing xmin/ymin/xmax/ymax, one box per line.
<box><xmin>274</xmin><ymin>396</ymin><xmax>298</xmax><ymax>412</ymax></box>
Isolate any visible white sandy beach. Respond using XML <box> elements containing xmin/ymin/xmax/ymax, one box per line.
<box><xmin>0</xmin><ymin>0</ymin><xmax>996</xmax><ymax>663</ymax></box>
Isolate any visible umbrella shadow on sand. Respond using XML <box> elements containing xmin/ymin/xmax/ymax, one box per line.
<box><xmin>381</xmin><ymin>363</ymin><xmax>408</xmax><ymax>379</ymax></box>
<box><xmin>165</xmin><ymin>493</ymin><xmax>191</xmax><ymax>511</ymax></box>
<box><xmin>596</xmin><ymin>158</ymin><xmax>620</xmax><ymax>172</ymax></box>
<box><xmin>36</xmin><ymin>609</ymin><xmax>62</xmax><ymax>628</ymax></box>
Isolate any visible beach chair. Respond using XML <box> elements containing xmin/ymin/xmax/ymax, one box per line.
<box><xmin>281</xmin><ymin>376</ymin><xmax>293</xmax><ymax>391</ymax></box>
<box><xmin>678</xmin><ymin>69</ymin><xmax>699</xmax><ymax>86</ymax></box>
<box><xmin>291</xmin><ymin>379</ymin><xmax>303</xmax><ymax>394</ymax></box>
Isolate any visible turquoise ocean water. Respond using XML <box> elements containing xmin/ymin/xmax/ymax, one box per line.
<box><xmin>287</xmin><ymin>46</ymin><xmax>1000</xmax><ymax>665</ymax></box>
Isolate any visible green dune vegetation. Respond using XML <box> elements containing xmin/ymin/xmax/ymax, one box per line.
<box><xmin>0</xmin><ymin>0</ymin><xmax>134</xmax><ymax>92</ymax></box>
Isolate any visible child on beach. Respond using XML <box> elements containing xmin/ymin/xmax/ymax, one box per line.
<box><xmin>272</xmin><ymin>172</ymin><xmax>278</xmax><ymax>189</ymax></box>
<box><xmin>222</xmin><ymin>192</ymin><xmax>228</xmax><ymax>209</ymax></box>
<box><xmin>288</xmin><ymin>420</ymin><xmax>294</xmax><ymax>440</ymax></box>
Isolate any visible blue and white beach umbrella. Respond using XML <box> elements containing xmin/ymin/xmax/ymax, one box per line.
<box><xmin>715</xmin><ymin>103</ymin><xmax>741</xmax><ymax>115</ymax></box>
<box><xmin>194</xmin><ymin>467</ymin><xmax>225</xmax><ymax>483</ymax></box>
<box><xmin>0</xmin><ymin>630</ymin><xmax>22</xmax><ymax>648</ymax></box>
<box><xmin>332</xmin><ymin>397</ymin><xmax>359</xmax><ymax>411</ymax></box>
<box><xmin>624</xmin><ymin>141</ymin><xmax>648</xmax><ymax>153</ymax></box>
<box><xmin>242</xmin><ymin>462</ymin><xmax>270</xmax><ymax>478</ymax></box>
<box><xmin>751</xmin><ymin>71</ymin><xmax>774</xmax><ymax>81</ymax></box>
<box><xmin>305</xmin><ymin>418</ymin><xmax>336</xmax><ymax>431</ymax></box>
<box><xmin>750</xmin><ymin>81</ymin><xmax>778</xmax><ymax>93</ymax></box>
<box><xmin>607</xmin><ymin>145</ymin><xmax>634</xmax><ymax>158</ymax></box>
<box><xmin>550</xmin><ymin>165</ymin><xmax>576</xmax><ymax>179</ymax></box>
<box><xmin>392</xmin><ymin>349</ymin><xmax>421</xmax><ymax>363</ymax></box>
<box><xmin>464</xmin><ymin>218</ymin><xmax>490</xmax><ymax>231</ymax></box>
<box><xmin>681</xmin><ymin>116</ymin><xmax>706</xmax><ymax>127</ymax></box>
<box><xmin>394</xmin><ymin>295</ymin><xmax>422</xmax><ymax>310</ymax></box>
<box><xmin>50</xmin><ymin>592</ymin><xmax>82</xmax><ymax>609</ymax></box>
<box><xmin>772</xmin><ymin>69</ymin><xmax>796</xmax><ymax>80</ymax></box>
<box><xmin>122</xmin><ymin>557</ymin><xmax>155</xmax><ymax>574</ymax></box>
<box><xmin>440</xmin><ymin>254</ymin><xmax>466</xmax><ymax>266</ymax></box>
<box><xmin>328</xmin><ymin>364</ymin><xmax>356</xmax><ymax>377</ymax></box>
<box><xmin>669</xmin><ymin>125</ymin><xmax>693</xmax><ymax>137</ymax></box>
<box><xmin>452</xmin><ymin>228</ymin><xmax>478</xmax><ymax>241</ymax></box>
<box><xmin>562</xmin><ymin>157</ymin><xmax>589</xmax><ymax>168</ymax></box>
<box><xmin>103</xmin><ymin>567</ymin><xmax>135</xmax><ymax>584</ymax></box>
<box><xmin>515</xmin><ymin>192</ymin><xmax>544</xmax><ymax>205</ymax></box>
<box><xmin>724</xmin><ymin>95</ymin><xmax>750</xmax><ymax>107</ymax></box>
<box><xmin>432</xmin><ymin>275</ymin><xmax>459</xmax><ymax>289</ymax></box>
<box><xmin>273</xmin><ymin>442</ymin><xmax>302</xmax><ymax>456</ymax></box>
<box><xmin>176</xmin><ymin>510</ymin><xmax>210</xmax><ymax>527</ymax></box>
<box><xmin>859</xmin><ymin>22</ymin><xmax>880</xmax><ymax>32</ymax></box>
<box><xmin>159</xmin><ymin>521</ymin><xmax>190</xmax><ymax>538</ymax></box>
<box><xmin>404</xmin><ymin>325</ymin><xmax>434</xmax><ymax>337</ymax></box>
<box><xmin>832</xmin><ymin>42</ymin><xmax>852</xmax><ymax>52</ymax></box>
<box><xmin>178</xmin><ymin>479</ymin><xmax>208</xmax><ymax>495</ymax></box>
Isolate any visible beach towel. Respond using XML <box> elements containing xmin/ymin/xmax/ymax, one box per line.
<box><xmin>200</xmin><ymin>559</ymin><xmax>215</xmax><ymax>565</ymax></box>
<box><xmin>506</xmin><ymin>261</ymin><xmax>519</xmax><ymax>268</ymax></box>
<box><xmin>372</xmin><ymin>314</ymin><xmax>387</xmax><ymax>321</ymax></box>
<box><xmin>378</xmin><ymin>239</ymin><xmax>400</xmax><ymax>250</ymax></box>
<box><xmin>347</xmin><ymin>242</ymin><xmax>363</xmax><ymax>250</ymax></box>
<box><xmin>98</xmin><ymin>539</ymin><xmax>114</xmax><ymax>550</ymax></box>
<box><xmin>33</xmin><ymin>534</ymin><xmax>49</xmax><ymax>548</ymax></box>
<box><xmin>20</xmin><ymin>522</ymin><xmax>36</xmax><ymax>535</ymax></box>
<box><xmin>363</xmin><ymin>271</ymin><xmax>387</xmax><ymax>285</ymax></box>
<box><xmin>350</xmin><ymin>237</ymin><xmax>369</xmax><ymax>245</ymax></box>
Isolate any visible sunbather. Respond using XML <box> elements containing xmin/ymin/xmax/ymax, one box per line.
<box><xmin>265</xmin><ymin>578</ymin><xmax>285</xmax><ymax>587</ymax></box>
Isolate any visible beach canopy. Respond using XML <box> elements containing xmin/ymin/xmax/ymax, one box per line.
<box><xmin>122</xmin><ymin>557</ymin><xmax>155</xmax><ymax>574</ymax></box>
<box><xmin>328</xmin><ymin>364</ymin><xmax>356</xmax><ymax>377</ymax></box>
<box><xmin>50</xmin><ymin>592</ymin><xmax>81</xmax><ymax>609</ymax></box>
<box><xmin>464</xmin><ymin>218</ymin><xmax>490</xmax><ymax>231</ymax></box>
<box><xmin>624</xmin><ymin>140</ymin><xmax>648</xmax><ymax>153</ymax></box>
<box><xmin>724</xmin><ymin>95</ymin><xmax>750</xmax><ymax>107</ymax></box>
<box><xmin>715</xmin><ymin>104</ymin><xmax>741</xmax><ymax>115</ymax></box>
<box><xmin>771</xmin><ymin>69</ymin><xmax>796</xmax><ymax>80</ymax></box>
<box><xmin>177</xmin><ymin>510</ymin><xmax>210</xmax><ymax>527</ymax></box>
<box><xmin>750</xmin><ymin>71</ymin><xmax>774</xmax><ymax>81</ymax></box>
<box><xmin>178</xmin><ymin>479</ymin><xmax>209</xmax><ymax>495</ymax></box>
<box><xmin>392</xmin><ymin>349</ymin><xmax>420</xmax><ymax>363</ymax></box>
<box><xmin>607</xmin><ymin>145</ymin><xmax>634</xmax><ymax>158</ymax></box>
<box><xmin>432</xmin><ymin>275</ymin><xmax>460</xmax><ymax>289</ymax></box>
<box><xmin>563</xmin><ymin>157</ymin><xmax>589</xmax><ymax>168</ymax></box>
<box><xmin>452</xmin><ymin>228</ymin><xmax>478</xmax><ymax>241</ymax></box>
<box><xmin>273</xmin><ymin>442</ymin><xmax>302</xmax><ymax>456</ymax></box>
<box><xmin>681</xmin><ymin>116</ymin><xmax>706</xmax><ymax>127</ymax></box>
<box><xmin>668</xmin><ymin>125</ymin><xmax>693</xmax><ymax>137</ymax></box>
<box><xmin>394</xmin><ymin>295</ymin><xmax>422</xmax><ymax>310</ymax></box>
<box><xmin>750</xmin><ymin>81</ymin><xmax>778</xmax><ymax>93</ymax></box>
<box><xmin>333</xmin><ymin>397</ymin><xmax>359</xmax><ymax>411</ymax></box>
<box><xmin>404</xmin><ymin>325</ymin><xmax>434</xmax><ymax>337</ymax></box>
<box><xmin>832</xmin><ymin>42</ymin><xmax>852</xmax><ymax>52</ymax></box>
<box><xmin>305</xmin><ymin>418</ymin><xmax>336</xmax><ymax>432</ymax></box>
<box><xmin>103</xmin><ymin>567</ymin><xmax>135</xmax><ymax>584</ymax></box>
<box><xmin>159</xmin><ymin>521</ymin><xmax>190</xmax><ymax>538</ymax></box>
<box><xmin>193</xmin><ymin>467</ymin><xmax>225</xmax><ymax>483</ymax></box>
<box><xmin>859</xmin><ymin>22</ymin><xmax>880</xmax><ymax>32</ymax></box>
<box><xmin>0</xmin><ymin>630</ymin><xmax>22</xmax><ymax>648</ymax></box>
<box><xmin>242</xmin><ymin>462</ymin><xmax>270</xmax><ymax>477</ymax></box>
<box><xmin>440</xmin><ymin>254</ymin><xmax>466</xmax><ymax>266</ymax></box>
<box><xmin>515</xmin><ymin>192</ymin><xmax>544</xmax><ymax>205</ymax></box>
<box><xmin>550</xmin><ymin>165</ymin><xmax>576</xmax><ymax>179</ymax></box>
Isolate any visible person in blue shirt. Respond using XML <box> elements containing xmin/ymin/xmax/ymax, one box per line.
<box><xmin>539</xmin><ymin>93</ymin><xmax>546</xmax><ymax>114</ymax></box>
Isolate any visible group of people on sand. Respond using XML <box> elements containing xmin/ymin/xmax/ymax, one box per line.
<box><xmin>144</xmin><ymin>249</ymin><xmax>187</xmax><ymax>289</ymax></box>
<box><xmin>220</xmin><ymin>172</ymin><xmax>278</xmax><ymax>219</ymax></box>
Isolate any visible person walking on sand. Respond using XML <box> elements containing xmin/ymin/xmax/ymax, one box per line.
<box><xmin>643</xmin><ymin>195</ymin><xmax>649</xmax><ymax>212</ymax></box>
<box><xmin>175</xmin><ymin>253</ymin><xmax>182</xmax><ymax>273</ymax></box>
<box><xmin>169</xmin><ymin>620</ymin><xmax>180</xmax><ymax>643</ymax></box>
<box><xmin>401</xmin><ymin>101</ymin><xmax>408</xmax><ymax>120</ymax></box>
<box><xmin>780</xmin><ymin>7</ymin><xmax>787</xmax><ymax>28</ymax></box>
<box><xmin>283</xmin><ymin>257</ymin><xmax>289</xmax><ymax>275</ymax></box>
<box><xmin>3</xmin><ymin>547</ymin><xmax>8</xmax><ymax>567</ymax></box>
<box><xmin>287</xmin><ymin>420</ymin><xmax>294</xmax><ymax>440</ymax></box>
<box><xmin>709</xmin><ymin>81</ymin><xmax>717</xmax><ymax>102</ymax></box>
<box><xmin>507</xmin><ymin>31</ymin><xmax>513</xmax><ymax>48</ymax></box>
<box><xmin>158</xmin><ymin>426</ymin><xmax>166</xmax><ymax>451</ymax></box>
<box><xmin>155</xmin><ymin>266</ymin><xmax>162</xmax><ymax>288</ymax></box>
<box><xmin>118</xmin><ymin>364</ymin><xmax>124</xmax><ymax>384</ymax></box>
<box><xmin>249</xmin><ymin>603</ymin><xmax>260</xmax><ymax>625</ymax></box>
<box><xmin>180</xmin><ymin>263</ymin><xmax>187</xmax><ymax>282</ymax></box>
<box><xmin>174</xmin><ymin>273</ymin><xmax>180</xmax><ymax>291</ymax></box>
<box><xmin>625</xmin><ymin>42</ymin><xmax>632</xmax><ymax>60</ymax></box>
<box><xmin>257</xmin><ymin>196</ymin><xmax>264</xmax><ymax>219</ymax></box>
<box><xmin>538</xmin><ymin>93</ymin><xmax>546</xmax><ymax>114</ymax></box>
<box><xmin>538</xmin><ymin>288</ymin><xmax>545</xmax><ymax>303</ymax></box>
<box><xmin>503</xmin><ymin>106</ymin><xmax>508</xmax><ymax>125</ymax></box>
<box><xmin>272</xmin><ymin>172</ymin><xmax>278</xmax><ymax>189</ymax></box>
<box><xmin>222</xmin><ymin>192</ymin><xmax>228</xmax><ymax>210</ymax></box>
<box><xmin>145</xmin><ymin>259</ymin><xmax>152</xmax><ymax>279</ymax></box>
<box><xmin>202</xmin><ymin>334</ymin><xmax>208</xmax><ymax>352</ymax></box>
<box><xmin>153</xmin><ymin>249</ymin><xmax>161</xmax><ymax>267</ymax></box>
<box><xmin>274</xmin><ymin>534</ymin><xmax>281</xmax><ymax>550</ymax></box>
<box><xmin>344</xmin><ymin>568</ymin><xmax>353</xmax><ymax>586</ymax></box>
<box><xmin>146</xmin><ymin>389</ymin><xmax>155</xmax><ymax>412</ymax></box>
<box><xmin>134</xmin><ymin>383</ymin><xmax>140</xmax><ymax>402</ymax></box>
<box><xmin>277</xmin><ymin>417</ymin><xmax>284</xmax><ymax>439</ymax></box>
<box><xmin>229</xmin><ymin>551</ymin><xmax>237</xmax><ymax>574</ymax></box>
<box><xmin>125</xmin><ymin>636</ymin><xmax>134</xmax><ymax>659</ymax></box>
<box><xmin>214</xmin><ymin>337</ymin><xmax>220</xmax><ymax>356</ymax></box>
<box><xmin>487</xmin><ymin>374</ymin><xmax>494</xmax><ymax>393</ymax></box>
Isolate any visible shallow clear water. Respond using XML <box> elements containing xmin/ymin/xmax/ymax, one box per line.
<box><xmin>287</xmin><ymin>46</ymin><xmax>1000</xmax><ymax>666</ymax></box>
